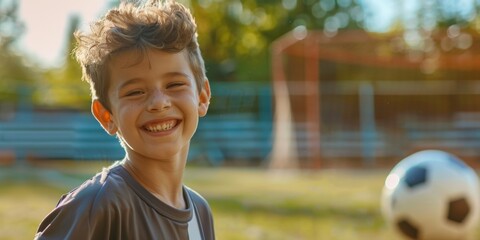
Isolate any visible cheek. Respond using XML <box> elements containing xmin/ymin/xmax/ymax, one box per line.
<box><xmin>173</xmin><ymin>91</ymin><xmax>199</xmax><ymax>109</ymax></box>
<box><xmin>176</xmin><ymin>96</ymin><xmax>200</xmax><ymax>130</ymax></box>
<box><xmin>112</xmin><ymin>104</ymin><xmax>138</xmax><ymax>128</ymax></box>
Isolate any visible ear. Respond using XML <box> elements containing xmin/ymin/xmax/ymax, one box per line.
<box><xmin>92</xmin><ymin>100</ymin><xmax>117</xmax><ymax>135</ymax></box>
<box><xmin>198</xmin><ymin>79</ymin><xmax>211</xmax><ymax>117</ymax></box>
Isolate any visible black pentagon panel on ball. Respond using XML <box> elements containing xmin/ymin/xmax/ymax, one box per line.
<box><xmin>397</xmin><ymin>219</ymin><xmax>419</xmax><ymax>239</ymax></box>
<box><xmin>447</xmin><ymin>197</ymin><xmax>470</xmax><ymax>223</ymax></box>
<box><xmin>404</xmin><ymin>166</ymin><xmax>427</xmax><ymax>188</ymax></box>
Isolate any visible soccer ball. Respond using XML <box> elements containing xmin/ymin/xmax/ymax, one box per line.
<box><xmin>381</xmin><ymin>150</ymin><xmax>480</xmax><ymax>240</ymax></box>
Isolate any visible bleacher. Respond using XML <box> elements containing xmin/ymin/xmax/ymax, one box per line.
<box><xmin>0</xmin><ymin>111</ymin><xmax>273</xmax><ymax>165</ymax></box>
<box><xmin>403</xmin><ymin>117</ymin><xmax>480</xmax><ymax>159</ymax></box>
<box><xmin>0</xmin><ymin>82</ymin><xmax>276</xmax><ymax>165</ymax></box>
<box><xmin>0</xmin><ymin>112</ymin><xmax>124</xmax><ymax>161</ymax></box>
<box><xmin>191</xmin><ymin>114</ymin><xmax>272</xmax><ymax>165</ymax></box>
<box><xmin>2</xmin><ymin>111</ymin><xmax>480</xmax><ymax>167</ymax></box>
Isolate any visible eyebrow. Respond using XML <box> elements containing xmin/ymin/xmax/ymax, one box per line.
<box><xmin>163</xmin><ymin>71</ymin><xmax>193</xmax><ymax>81</ymax></box>
<box><xmin>118</xmin><ymin>78</ymin><xmax>142</xmax><ymax>91</ymax></box>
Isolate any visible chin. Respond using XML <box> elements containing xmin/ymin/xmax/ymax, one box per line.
<box><xmin>149</xmin><ymin>147</ymin><xmax>188</xmax><ymax>161</ymax></box>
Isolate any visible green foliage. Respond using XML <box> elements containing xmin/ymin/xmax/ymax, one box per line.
<box><xmin>34</xmin><ymin>16</ymin><xmax>91</xmax><ymax>109</ymax></box>
<box><xmin>185</xmin><ymin>0</ymin><xmax>365</xmax><ymax>82</ymax></box>
<box><xmin>386</xmin><ymin>1</ymin><xmax>480</xmax><ymax>38</ymax></box>
<box><xmin>381</xmin><ymin>0</ymin><xmax>480</xmax><ymax>75</ymax></box>
<box><xmin>0</xmin><ymin>0</ymin><xmax>23</xmax><ymax>48</ymax></box>
<box><xmin>0</xmin><ymin>0</ymin><xmax>38</xmax><ymax>104</ymax></box>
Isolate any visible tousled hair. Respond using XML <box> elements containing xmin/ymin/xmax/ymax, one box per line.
<box><xmin>74</xmin><ymin>0</ymin><xmax>206</xmax><ymax>111</ymax></box>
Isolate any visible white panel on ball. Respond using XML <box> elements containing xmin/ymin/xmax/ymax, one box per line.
<box><xmin>381</xmin><ymin>150</ymin><xmax>480</xmax><ymax>240</ymax></box>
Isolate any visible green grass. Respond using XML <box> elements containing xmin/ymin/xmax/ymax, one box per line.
<box><xmin>0</xmin><ymin>181</ymin><xmax>63</xmax><ymax>240</ymax></box>
<box><xmin>0</xmin><ymin>162</ymin><xmax>478</xmax><ymax>240</ymax></box>
<box><xmin>184</xmin><ymin>168</ymin><xmax>396</xmax><ymax>240</ymax></box>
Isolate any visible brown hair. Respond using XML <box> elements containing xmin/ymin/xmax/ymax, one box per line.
<box><xmin>74</xmin><ymin>0</ymin><xmax>206</xmax><ymax>111</ymax></box>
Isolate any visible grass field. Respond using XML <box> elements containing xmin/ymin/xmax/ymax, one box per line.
<box><xmin>0</xmin><ymin>161</ymin><xmax>479</xmax><ymax>240</ymax></box>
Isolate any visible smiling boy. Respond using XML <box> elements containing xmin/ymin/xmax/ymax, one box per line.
<box><xmin>35</xmin><ymin>1</ymin><xmax>214</xmax><ymax>239</ymax></box>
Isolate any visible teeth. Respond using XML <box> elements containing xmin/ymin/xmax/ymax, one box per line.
<box><xmin>145</xmin><ymin>120</ymin><xmax>176</xmax><ymax>132</ymax></box>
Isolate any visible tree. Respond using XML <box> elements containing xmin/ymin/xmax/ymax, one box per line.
<box><xmin>0</xmin><ymin>0</ymin><xmax>22</xmax><ymax>47</ymax></box>
<box><xmin>35</xmin><ymin>15</ymin><xmax>90</xmax><ymax>109</ymax></box>
<box><xmin>187</xmin><ymin>0</ymin><xmax>365</xmax><ymax>82</ymax></box>
<box><xmin>378</xmin><ymin>0</ymin><xmax>480</xmax><ymax>75</ymax></box>
<box><xmin>0</xmin><ymin>0</ymin><xmax>38</xmax><ymax>104</ymax></box>
<box><xmin>384</xmin><ymin>1</ymin><xmax>480</xmax><ymax>48</ymax></box>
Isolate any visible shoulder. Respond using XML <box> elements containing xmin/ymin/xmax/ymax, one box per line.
<box><xmin>186</xmin><ymin>186</ymin><xmax>210</xmax><ymax>210</ymax></box>
<box><xmin>35</xmin><ymin>163</ymin><xmax>129</xmax><ymax>239</ymax></box>
<box><xmin>58</xmin><ymin>163</ymin><xmax>127</xmax><ymax>211</ymax></box>
<box><xmin>185</xmin><ymin>186</ymin><xmax>216</xmax><ymax>240</ymax></box>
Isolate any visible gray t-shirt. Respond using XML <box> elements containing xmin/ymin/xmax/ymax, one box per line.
<box><xmin>35</xmin><ymin>164</ymin><xmax>215</xmax><ymax>240</ymax></box>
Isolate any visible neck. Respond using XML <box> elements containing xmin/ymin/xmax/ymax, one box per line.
<box><xmin>122</xmin><ymin>153</ymin><xmax>187</xmax><ymax>209</ymax></box>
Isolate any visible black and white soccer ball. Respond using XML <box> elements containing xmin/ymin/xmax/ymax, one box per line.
<box><xmin>381</xmin><ymin>150</ymin><xmax>480</xmax><ymax>240</ymax></box>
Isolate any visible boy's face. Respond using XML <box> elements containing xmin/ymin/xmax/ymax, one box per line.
<box><xmin>92</xmin><ymin>49</ymin><xmax>210</xmax><ymax>161</ymax></box>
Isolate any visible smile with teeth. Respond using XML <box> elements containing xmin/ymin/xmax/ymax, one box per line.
<box><xmin>144</xmin><ymin>120</ymin><xmax>177</xmax><ymax>132</ymax></box>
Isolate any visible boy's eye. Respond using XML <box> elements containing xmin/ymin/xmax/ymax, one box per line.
<box><xmin>124</xmin><ymin>90</ymin><xmax>144</xmax><ymax>97</ymax></box>
<box><xmin>167</xmin><ymin>82</ymin><xmax>186</xmax><ymax>88</ymax></box>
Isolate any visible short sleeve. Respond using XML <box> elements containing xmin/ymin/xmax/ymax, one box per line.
<box><xmin>187</xmin><ymin>188</ymin><xmax>216</xmax><ymax>240</ymax></box>
<box><xmin>35</xmin><ymin>200</ymin><xmax>91</xmax><ymax>240</ymax></box>
<box><xmin>35</xmin><ymin>183</ymin><xmax>116</xmax><ymax>240</ymax></box>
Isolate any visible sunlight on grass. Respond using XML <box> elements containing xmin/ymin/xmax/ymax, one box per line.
<box><xmin>184</xmin><ymin>168</ymin><xmax>399</xmax><ymax>240</ymax></box>
<box><xmin>0</xmin><ymin>181</ymin><xmax>65</xmax><ymax>240</ymax></box>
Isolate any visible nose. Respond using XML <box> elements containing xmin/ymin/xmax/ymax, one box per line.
<box><xmin>147</xmin><ymin>89</ymin><xmax>171</xmax><ymax>112</ymax></box>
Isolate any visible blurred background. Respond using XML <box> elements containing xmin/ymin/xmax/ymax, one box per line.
<box><xmin>1</xmin><ymin>0</ymin><xmax>480</xmax><ymax>239</ymax></box>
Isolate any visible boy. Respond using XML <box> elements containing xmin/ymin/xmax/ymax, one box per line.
<box><xmin>35</xmin><ymin>1</ymin><xmax>214</xmax><ymax>239</ymax></box>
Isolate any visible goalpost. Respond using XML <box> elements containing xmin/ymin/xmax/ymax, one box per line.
<box><xmin>269</xmin><ymin>26</ymin><xmax>321</xmax><ymax>169</ymax></box>
<box><xmin>269</xmin><ymin>27</ymin><xmax>480</xmax><ymax>169</ymax></box>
